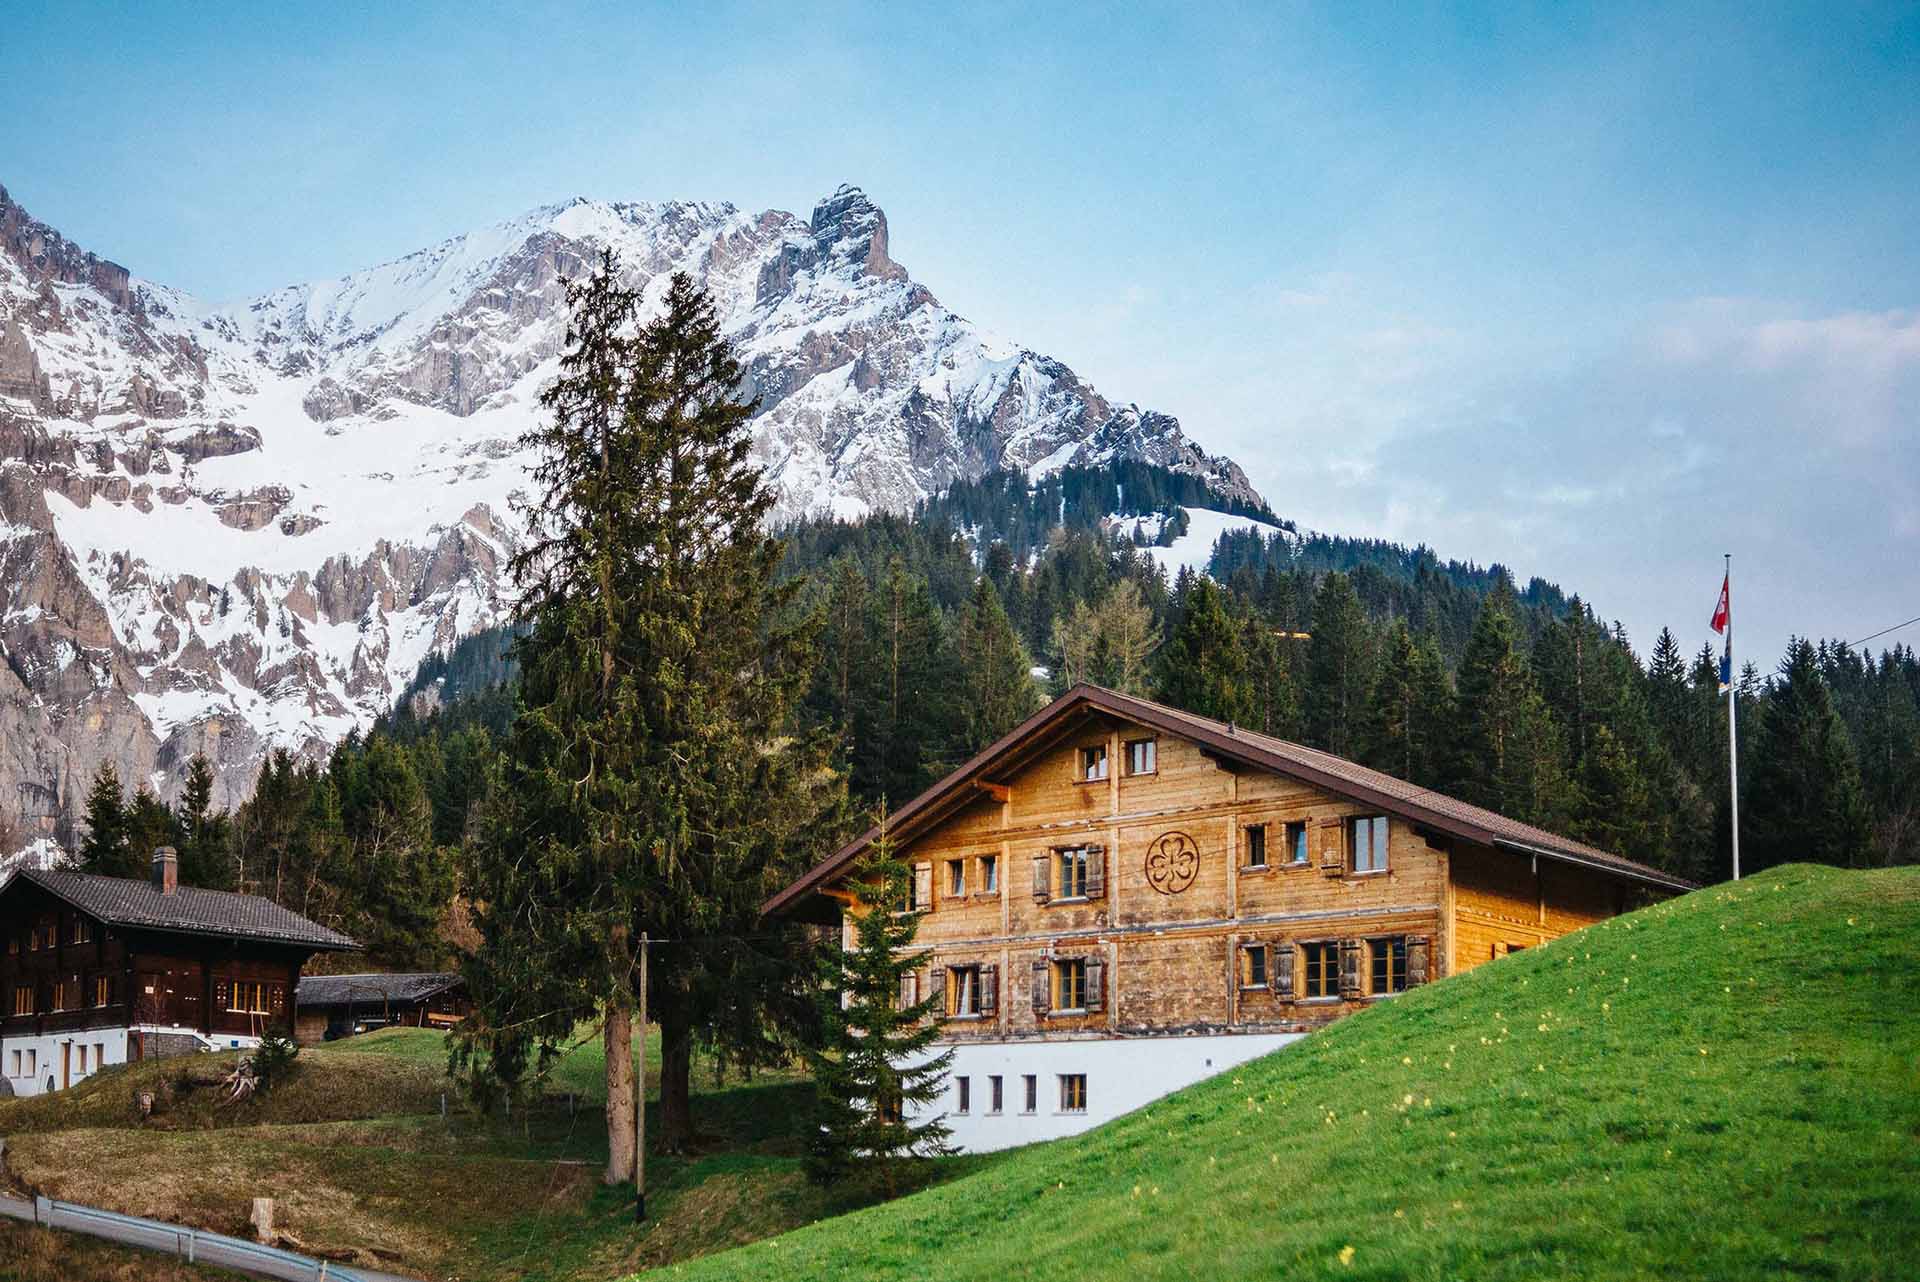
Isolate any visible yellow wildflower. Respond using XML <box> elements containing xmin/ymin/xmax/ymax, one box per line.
<box><xmin>1338</xmin><ymin>1245</ymin><xmax>1356</xmax><ymax>1267</ymax></box>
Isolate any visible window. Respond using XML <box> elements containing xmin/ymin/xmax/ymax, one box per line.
<box><xmin>947</xmin><ymin>859</ymin><xmax>966</xmax><ymax>898</ymax></box>
<box><xmin>1241</xmin><ymin>943</ymin><xmax>1268</xmax><ymax>989</ymax></box>
<box><xmin>897</xmin><ymin>972</ymin><xmax>919</xmax><ymax>1011</ymax></box>
<box><xmin>51</xmin><ymin>978</ymin><xmax>72</xmax><ymax>1012</ymax></box>
<box><xmin>949</xmin><ymin>965</ymin><xmax>981</xmax><ymax>1016</ymax></box>
<box><xmin>96</xmin><ymin>1042</ymin><xmax>106</xmax><ymax>1070</ymax></box>
<box><xmin>8</xmin><ymin>1049</ymin><xmax>17</xmax><ymax>1077</ymax></box>
<box><xmin>92</xmin><ymin>974</ymin><xmax>111</xmax><ymax>1007</ymax></box>
<box><xmin>1079</xmin><ymin>744</ymin><xmax>1108</xmax><ymax>782</ymax></box>
<box><xmin>1245</xmin><ymin>823</ymin><xmax>1268</xmax><ymax>869</ymax></box>
<box><xmin>1059</xmin><ymin>1073</ymin><xmax>1088</xmax><ymax>1113</ymax></box>
<box><xmin>1350</xmin><ymin>815</ymin><xmax>1390</xmax><ymax>873</ymax></box>
<box><xmin>989</xmin><ymin>1075</ymin><xmax>1004</xmax><ymax>1114</ymax></box>
<box><xmin>877</xmin><ymin>1092</ymin><xmax>902</xmax><ymax>1125</ymax></box>
<box><xmin>1302</xmin><ymin>941</ymin><xmax>1339</xmax><ymax>999</ymax></box>
<box><xmin>76</xmin><ymin>1045</ymin><xmax>87</xmax><ymax>1074</ymax></box>
<box><xmin>7</xmin><ymin>933</ymin><xmax>18</xmax><ymax>955</ymax></box>
<box><xmin>1371</xmin><ymin>937</ymin><xmax>1408</xmax><ymax>995</ymax></box>
<box><xmin>229</xmin><ymin>980</ymin><xmax>271</xmax><ymax>1015</ymax></box>
<box><xmin>70</xmin><ymin>917</ymin><xmax>92</xmax><ymax>945</ymax></box>
<box><xmin>955</xmin><ymin>1076</ymin><xmax>971</xmax><ymax>1114</ymax></box>
<box><xmin>1125</xmin><ymin>737</ymin><xmax>1157</xmax><ymax>775</ymax></box>
<box><xmin>1053</xmin><ymin>958</ymin><xmax>1087</xmax><ymax>1011</ymax></box>
<box><xmin>1056</xmin><ymin>848</ymin><xmax>1089</xmax><ymax>899</ymax></box>
<box><xmin>23</xmin><ymin>1049</ymin><xmax>33</xmax><ymax>1077</ymax></box>
<box><xmin>11</xmin><ymin>984</ymin><xmax>30</xmax><ymax>1016</ymax></box>
<box><xmin>980</xmin><ymin>855</ymin><xmax>998</xmax><ymax>893</ymax></box>
<box><xmin>1023</xmin><ymin>1074</ymin><xmax>1038</xmax><ymax>1114</ymax></box>
<box><xmin>1286</xmin><ymin>820</ymin><xmax>1309</xmax><ymax>865</ymax></box>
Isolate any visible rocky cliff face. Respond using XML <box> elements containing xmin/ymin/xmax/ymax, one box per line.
<box><xmin>0</xmin><ymin>180</ymin><xmax>1259</xmax><ymax>856</ymax></box>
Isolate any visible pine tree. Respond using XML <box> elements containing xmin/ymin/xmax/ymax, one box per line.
<box><xmin>1746</xmin><ymin>639</ymin><xmax>1872</xmax><ymax>872</ymax></box>
<box><xmin>1363</xmin><ymin>621</ymin><xmax>1451</xmax><ymax>785</ymax></box>
<box><xmin>462</xmin><ymin>261</ymin><xmax>842</xmax><ymax>1176</ymax></box>
<box><xmin>1451</xmin><ymin>587</ymin><xmax>1573</xmax><ymax>827</ymax></box>
<box><xmin>175</xmin><ymin>753</ymin><xmax>233</xmax><ymax>889</ymax></box>
<box><xmin>952</xmin><ymin>576</ymin><xmax>1041</xmax><ymax>755</ymax></box>
<box><xmin>1303</xmin><ymin>572</ymin><xmax>1373</xmax><ymax>756</ymax></box>
<box><xmin>803</xmin><ymin>830</ymin><xmax>954</xmax><ymax>1190</ymax></box>
<box><xmin>77</xmin><ymin>762</ymin><xmax>132</xmax><ymax>876</ymax></box>
<box><xmin>1153</xmin><ymin>576</ymin><xmax>1254</xmax><ymax>724</ymax></box>
<box><xmin>1244</xmin><ymin>618</ymin><xmax>1302</xmax><ymax>740</ymax></box>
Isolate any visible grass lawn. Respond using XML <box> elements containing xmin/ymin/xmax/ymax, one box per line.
<box><xmin>649</xmin><ymin>864</ymin><xmax>1920</xmax><ymax>1282</ymax></box>
<box><xmin>0</xmin><ymin>1219</ymin><xmax>245</xmax><ymax>1281</ymax></box>
<box><xmin>0</xmin><ymin>1024</ymin><xmax>976</xmax><ymax>1279</ymax></box>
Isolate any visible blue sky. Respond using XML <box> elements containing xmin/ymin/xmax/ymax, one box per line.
<box><xmin>6</xmin><ymin>1</ymin><xmax>1916</xmax><ymax>663</ymax></box>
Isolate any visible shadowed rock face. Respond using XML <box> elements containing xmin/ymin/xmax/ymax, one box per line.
<box><xmin>0</xmin><ymin>180</ymin><xmax>1259</xmax><ymax>856</ymax></box>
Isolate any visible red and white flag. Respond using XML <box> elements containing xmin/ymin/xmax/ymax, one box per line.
<box><xmin>1709</xmin><ymin>574</ymin><xmax>1729</xmax><ymax>635</ymax></box>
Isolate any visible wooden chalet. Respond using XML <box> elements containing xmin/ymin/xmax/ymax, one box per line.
<box><xmin>292</xmin><ymin>971</ymin><xmax>469</xmax><ymax>1044</ymax></box>
<box><xmin>768</xmin><ymin>684</ymin><xmax>1693</xmax><ymax>1151</ymax></box>
<box><xmin>0</xmin><ymin>847</ymin><xmax>357</xmax><ymax>1097</ymax></box>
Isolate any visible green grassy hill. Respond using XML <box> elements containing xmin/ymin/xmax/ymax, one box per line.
<box><xmin>650</xmin><ymin>864</ymin><xmax>1920</xmax><ymax>1282</ymax></box>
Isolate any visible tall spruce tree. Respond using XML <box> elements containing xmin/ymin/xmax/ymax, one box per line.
<box><xmin>1363</xmin><ymin>621</ymin><xmax>1451</xmax><ymax>786</ymax></box>
<box><xmin>803</xmin><ymin>830</ymin><xmax>954</xmax><ymax>1189</ymax></box>
<box><xmin>1303</xmin><ymin>572</ymin><xmax>1373</xmax><ymax>756</ymax></box>
<box><xmin>77</xmin><ymin>762</ymin><xmax>132</xmax><ymax>876</ymax></box>
<box><xmin>951</xmin><ymin>576</ymin><xmax>1041</xmax><ymax>755</ymax></box>
<box><xmin>1153</xmin><ymin>576</ymin><xmax>1254</xmax><ymax>724</ymax></box>
<box><xmin>461</xmin><ymin>260</ymin><xmax>842</xmax><ymax>1179</ymax></box>
<box><xmin>1746</xmin><ymin>639</ymin><xmax>1871</xmax><ymax>872</ymax></box>
<box><xmin>1451</xmin><ymin>586</ymin><xmax>1573</xmax><ymax>827</ymax></box>
<box><xmin>175</xmin><ymin>753</ymin><xmax>233</xmax><ymax>889</ymax></box>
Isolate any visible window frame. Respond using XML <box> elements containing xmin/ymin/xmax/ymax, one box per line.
<box><xmin>955</xmin><ymin>1075</ymin><xmax>971</xmax><ymax>1114</ymax></box>
<box><xmin>1285</xmin><ymin>820</ymin><xmax>1310</xmax><ymax>865</ymax></box>
<box><xmin>1052</xmin><ymin>957</ymin><xmax>1088</xmax><ymax>1012</ymax></box>
<box><xmin>980</xmin><ymin>854</ymin><xmax>999</xmax><ymax>893</ymax></box>
<box><xmin>1240</xmin><ymin>942</ymin><xmax>1269</xmax><ymax>990</ymax></box>
<box><xmin>1300</xmin><ymin>939</ymin><xmax>1341</xmax><ymax>1001</ymax></box>
<box><xmin>10</xmin><ymin>984</ymin><xmax>31</xmax><ymax>1017</ymax></box>
<box><xmin>948</xmin><ymin>964</ymin><xmax>983</xmax><ymax>1017</ymax></box>
<box><xmin>1022</xmin><ymin>1074</ymin><xmax>1038</xmax><ymax>1114</ymax></box>
<box><xmin>1349</xmin><ymin>814</ymin><xmax>1390</xmax><ymax>874</ymax></box>
<box><xmin>1124</xmin><ymin>736</ymin><xmax>1157</xmax><ymax>776</ymax></box>
<box><xmin>1369</xmin><ymin>935</ymin><xmax>1409</xmax><ymax>997</ymax></box>
<box><xmin>1055</xmin><ymin>847</ymin><xmax>1090</xmax><ymax>900</ymax></box>
<box><xmin>988</xmin><ymin>1074</ymin><xmax>1004</xmax><ymax>1115</ymax></box>
<box><xmin>1076</xmin><ymin>743</ymin><xmax>1109</xmax><ymax>784</ymax></box>
<box><xmin>1245</xmin><ymin>822</ymin><xmax>1268</xmax><ymax>870</ymax></box>
<box><xmin>946</xmin><ymin>858</ymin><xmax>966</xmax><ymax>899</ymax></box>
<box><xmin>92</xmin><ymin>974</ymin><xmax>111</xmax><ymax>1008</ymax></box>
<box><xmin>1058</xmin><ymin>1073</ymin><xmax>1088</xmax><ymax>1114</ymax></box>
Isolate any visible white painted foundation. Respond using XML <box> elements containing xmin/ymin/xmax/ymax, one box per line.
<box><xmin>909</xmin><ymin>1031</ymin><xmax>1304</xmax><ymax>1153</ymax></box>
<box><xmin>1</xmin><ymin>1028</ymin><xmax>130</xmax><ymax>1098</ymax></box>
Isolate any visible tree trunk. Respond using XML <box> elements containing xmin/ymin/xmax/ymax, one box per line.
<box><xmin>659</xmin><ymin>1014</ymin><xmax>694</xmax><ymax>1153</ymax></box>
<box><xmin>602</xmin><ymin>995</ymin><xmax>637</xmax><ymax>1185</ymax></box>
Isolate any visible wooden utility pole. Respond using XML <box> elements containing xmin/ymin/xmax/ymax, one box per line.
<box><xmin>634</xmin><ymin>931</ymin><xmax>648</xmax><ymax>1222</ymax></box>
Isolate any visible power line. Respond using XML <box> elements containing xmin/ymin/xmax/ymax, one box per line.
<box><xmin>1839</xmin><ymin>613</ymin><xmax>1920</xmax><ymax>649</ymax></box>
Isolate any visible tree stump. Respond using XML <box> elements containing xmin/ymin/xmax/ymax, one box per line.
<box><xmin>250</xmin><ymin>1197</ymin><xmax>274</xmax><ymax>1243</ymax></box>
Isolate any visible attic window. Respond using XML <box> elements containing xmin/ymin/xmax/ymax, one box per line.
<box><xmin>1125</xmin><ymin>737</ymin><xmax>1157</xmax><ymax>775</ymax></box>
<box><xmin>947</xmin><ymin>859</ymin><xmax>966</xmax><ymax>898</ymax></box>
<box><xmin>1350</xmin><ymin>815</ymin><xmax>1390</xmax><ymax>873</ymax></box>
<box><xmin>1245</xmin><ymin>823</ymin><xmax>1268</xmax><ymax>869</ymax></box>
<box><xmin>69</xmin><ymin>918</ymin><xmax>92</xmax><ymax>945</ymax></box>
<box><xmin>1079</xmin><ymin>744</ymin><xmax>1108</xmax><ymax>782</ymax></box>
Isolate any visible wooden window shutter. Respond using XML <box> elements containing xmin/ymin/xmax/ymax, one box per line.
<box><xmin>1085</xmin><ymin>958</ymin><xmax>1106</xmax><ymax>1013</ymax></box>
<box><xmin>1085</xmin><ymin>846</ymin><xmax>1107</xmax><ymax>899</ymax></box>
<box><xmin>980</xmin><ymin>964</ymin><xmax>999</xmax><ymax>1014</ymax></box>
<box><xmin>1032</xmin><ymin>855</ymin><xmax>1052</xmax><ymax>904</ymax></box>
<box><xmin>1407</xmin><ymin>936</ymin><xmax>1431</xmax><ymax>987</ymax></box>
<box><xmin>1338</xmin><ymin>939</ymin><xmax>1364</xmax><ymax>999</ymax></box>
<box><xmin>1318</xmin><ymin>817</ymin><xmax>1345</xmax><ymax>876</ymax></box>
<box><xmin>1031</xmin><ymin>959</ymin><xmax>1050</xmax><ymax>1015</ymax></box>
<box><xmin>929</xmin><ymin>966</ymin><xmax>948</xmax><ymax>1015</ymax></box>
<box><xmin>1273</xmin><ymin>942</ymin><xmax>1296</xmax><ymax>1001</ymax></box>
<box><xmin>898</xmin><ymin>972</ymin><xmax>916</xmax><ymax>1010</ymax></box>
<box><xmin>913</xmin><ymin>862</ymin><xmax>933</xmax><ymax>910</ymax></box>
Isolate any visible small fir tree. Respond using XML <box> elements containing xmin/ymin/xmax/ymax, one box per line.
<box><xmin>77</xmin><ymin>762</ymin><xmax>132</xmax><ymax>876</ymax></box>
<box><xmin>804</xmin><ymin>828</ymin><xmax>955</xmax><ymax>1190</ymax></box>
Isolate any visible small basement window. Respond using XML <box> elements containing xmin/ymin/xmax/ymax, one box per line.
<box><xmin>1023</xmin><ymin>1074</ymin><xmax>1038</xmax><ymax>1114</ymax></box>
<box><xmin>1302</xmin><ymin>941</ymin><xmax>1339</xmax><ymax>999</ymax></box>
<box><xmin>1371</xmin><ymin>937</ymin><xmax>1408</xmax><ymax>995</ymax></box>
<box><xmin>1059</xmin><ymin>1073</ymin><xmax>1088</xmax><ymax>1113</ymax></box>
<box><xmin>1079</xmin><ymin>744</ymin><xmax>1109</xmax><ymax>782</ymax></box>
<box><xmin>955</xmin><ymin>1076</ymin><xmax>971</xmax><ymax>1114</ymax></box>
<box><xmin>1350</xmin><ymin>815</ymin><xmax>1390</xmax><ymax>873</ymax></box>
<box><xmin>989</xmin><ymin>1075</ymin><xmax>1004</xmax><ymax>1114</ymax></box>
<box><xmin>1125</xmin><ymin>737</ymin><xmax>1157</xmax><ymax>775</ymax></box>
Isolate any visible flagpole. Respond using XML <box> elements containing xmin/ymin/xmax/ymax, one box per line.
<box><xmin>1726</xmin><ymin>553</ymin><xmax>1740</xmax><ymax>881</ymax></box>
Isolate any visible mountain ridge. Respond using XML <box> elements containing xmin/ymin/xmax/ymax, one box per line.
<box><xmin>0</xmin><ymin>179</ymin><xmax>1258</xmax><ymax>854</ymax></box>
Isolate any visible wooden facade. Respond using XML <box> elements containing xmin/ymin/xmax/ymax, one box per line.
<box><xmin>0</xmin><ymin>853</ymin><xmax>356</xmax><ymax>1094</ymax></box>
<box><xmin>776</xmin><ymin>686</ymin><xmax>1689</xmax><ymax>1048</ymax></box>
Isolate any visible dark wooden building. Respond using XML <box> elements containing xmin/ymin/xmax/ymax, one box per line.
<box><xmin>0</xmin><ymin>847</ymin><xmax>357</xmax><ymax>1096</ymax></box>
<box><xmin>292</xmin><ymin>972</ymin><xmax>469</xmax><ymax>1044</ymax></box>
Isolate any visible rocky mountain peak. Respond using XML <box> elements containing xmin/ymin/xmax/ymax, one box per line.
<box><xmin>807</xmin><ymin>183</ymin><xmax>905</xmax><ymax>283</ymax></box>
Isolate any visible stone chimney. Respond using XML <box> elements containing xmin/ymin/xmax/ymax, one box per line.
<box><xmin>151</xmin><ymin>846</ymin><xmax>178</xmax><ymax>895</ymax></box>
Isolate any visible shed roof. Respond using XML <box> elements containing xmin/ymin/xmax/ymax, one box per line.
<box><xmin>5</xmin><ymin>868</ymin><xmax>359</xmax><ymax>951</ymax></box>
<box><xmin>296</xmin><ymin>972</ymin><xmax>463</xmax><ymax>1007</ymax></box>
<box><xmin>766</xmin><ymin>684</ymin><xmax>1696</xmax><ymax>920</ymax></box>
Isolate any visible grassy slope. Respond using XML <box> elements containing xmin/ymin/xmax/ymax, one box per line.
<box><xmin>0</xmin><ymin>1027</ymin><xmax>925</xmax><ymax>1279</ymax></box>
<box><xmin>654</xmin><ymin>865</ymin><xmax>1920</xmax><ymax>1282</ymax></box>
<box><xmin>0</xmin><ymin>1220</ymin><xmax>244</xmax><ymax>1282</ymax></box>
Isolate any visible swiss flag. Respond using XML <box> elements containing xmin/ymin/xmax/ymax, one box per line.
<box><xmin>1710</xmin><ymin>575</ymin><xmax>1729</xmax><ymax>635</ymax></box>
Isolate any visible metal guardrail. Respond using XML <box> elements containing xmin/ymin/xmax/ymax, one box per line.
<box><xmin>1</xmin><ymin>1191</ymin><xmax>386</xmax><ymax>1281</ymax></box>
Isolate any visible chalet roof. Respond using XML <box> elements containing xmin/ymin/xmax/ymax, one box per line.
<box><xmin>6</xmin><ymin>868</ymin><xmax>359</xmax><ymax>951</ymax></box>
<box><xmin>296</xmin><ymin>972</ymin><xmax>463</xmax><ymax>1007</ymax></box>
<box><xmin>765</xmin><ymin>684</ymin><xmax>1696</xmax><ymax>919</ymax></box>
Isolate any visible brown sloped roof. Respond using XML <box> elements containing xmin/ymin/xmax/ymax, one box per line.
<box><xmin>765</xmin><ymin>684</ymin><xmax>1695</xmax><ymax>919</ymax></box>
<box><xmin>296</xmin><ymin>972</ymin><xmax>462</xmax><ymax>1007</ymax></box>
<box><xmin>9</xmin><ymin>868</ymin><xmax>359</xmax><ymax>951</ymax></box>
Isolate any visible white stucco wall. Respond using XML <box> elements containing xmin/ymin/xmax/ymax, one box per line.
<box><xmin>1</xmin><ymin>1028</ymin><xmax>130</xmax><ymax>1098</ymax></box>
<box><xmin>908</xmin><ymin>1032</ymin><xmax>1303</xmax><ymax>1153</ymax></box>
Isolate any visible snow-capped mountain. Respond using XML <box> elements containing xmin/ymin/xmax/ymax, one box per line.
<box><xmin>0</xmin><ymin>180</ymin><xmax>1259</xmax><ymax>851</ymax></box>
